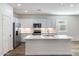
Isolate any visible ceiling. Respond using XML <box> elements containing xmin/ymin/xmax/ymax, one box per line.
<box><xmin>9</xmin><ymin>3</ymin><xmax>79</xmax><ymax>15</ymax></box>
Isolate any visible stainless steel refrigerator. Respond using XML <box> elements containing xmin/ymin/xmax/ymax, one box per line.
<box><xmin>13</xmin><ymin>22</ymin><xmax>21</xmax><ymax>49</ymax></box>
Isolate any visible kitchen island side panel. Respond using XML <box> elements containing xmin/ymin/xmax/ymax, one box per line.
<box><xmin>25</xmin><ymin>39</ymin><xmax>72</xmax><ymax>55</ymax></box>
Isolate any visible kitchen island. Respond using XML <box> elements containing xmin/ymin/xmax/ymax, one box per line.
<box><xmin>24</xmin><ymin>35</ymin><xmax>72</xmax><ymax>56</ymax></box>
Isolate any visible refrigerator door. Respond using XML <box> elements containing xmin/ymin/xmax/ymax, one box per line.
<box><xmin>13</xmin><ymin>22</ymin><xmax>21</xmax><ymax>49</ymax></box>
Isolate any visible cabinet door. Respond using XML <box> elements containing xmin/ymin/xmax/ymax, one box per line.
<box><xmin>51</xmin><ymin>19</ymin><xmax>56</xmax><ymax>28</ymax></box>
<box><xmin>21</xmin><ymin>19</ymin><xmax>33</xmax><ymax>28</ymax></box>
<box><xmin>46</xmin><ymin>19</ymin><xmax>51</xmax><ymax>28</ymax></box>
<box><xmin>33</xmin><ymin>19</ymin><xmax>41</xmax><ymax>23</ymax></box>
<box><xmin>40</xmin><ymin>19</ymin><xmax>46</xmax><ymax>28</ymax></box>
<box><xmin>46</xmin><ymin>19</ymin><xmax>56</xmax><ymax>28</ymax></box>
<box><xmin>56</xmin><ymin>19</ymin><xmax>67</xmax><ymax>33</ymax></box>
<box><xmin>27</xmin><ymin>19</ymin><xmax>33</xmax><ymax>28</ymax></box>
<box><xmin>3</xmin><ymin>15</ymin><xmax>13</xmax><ymax>54</ymax></box>
<box><xmin>0</xmin><ymin>15</ymin><xmax>3</xmax><ymax>55</ymax></box>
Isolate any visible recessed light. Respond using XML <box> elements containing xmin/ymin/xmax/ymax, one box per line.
<box><xmin>17</xmin><ymin>4</ymin><xmax>21</xmax><ymax>6</ymax></box>
<box><xmin>24</xmin><ymin>10</ymin><xmax>28</xmax><ymax>13</ymax></box>
<box><xmin>69</xmin><ymin>4</ymin><xmax>74</xmax><ymax>7</ymax></box>
<box><xmin>60</xmin><ymin>3</ymin><xmax>64</xmax><ymax>5</ymax></box>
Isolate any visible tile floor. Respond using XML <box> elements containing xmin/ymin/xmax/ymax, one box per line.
<box><xmin>4</xmin><ymin>41</ymin><xmax>79</xmax><ymax>56</ymax></box>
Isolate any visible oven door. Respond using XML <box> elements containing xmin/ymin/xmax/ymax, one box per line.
<box><xmin>33</xmin><ymin>30</ymin><xmax>41</xmax><ymax>35</ymax></box>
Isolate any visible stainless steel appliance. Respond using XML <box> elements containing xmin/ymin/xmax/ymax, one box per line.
<box><xmin>33</xmin><ymin>23</ymin><xmax>41</xmax><ymax>28</ymax></box>
<box><xmin>33</xmin><ymin>30</ymin><xmax>41</xmax><ymax>35</ymax></box>
<box><xmin>33</xmin><ymin>23</ymin><xmax>41</xmax><ymax>35</ymax></box>
<box><xmin>13</xmin><ymin>22</ymin><xmax>21</xmax><ymax>49</ymax></box>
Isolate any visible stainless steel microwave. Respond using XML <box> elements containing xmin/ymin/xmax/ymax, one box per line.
<box><xmin>33</xmin><ymin>23</ymin><xmax>41</xmax><ymax>28</ymax></box>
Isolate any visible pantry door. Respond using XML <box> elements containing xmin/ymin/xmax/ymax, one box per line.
<box><xmin>3</xmin><ymin>15</ymin><xmax>13</xmax><ymax>54</ymax></box>
<box><xmin>0</xmin><ymin>15</ymin><xmax>3</xmax><ymax>55</ymax></box>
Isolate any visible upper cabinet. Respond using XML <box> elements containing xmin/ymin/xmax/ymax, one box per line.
<box><xmin>26</xmin><ymin>19</ymin><xmax>56</xmax><ymax>28</ymax></box>
<box><xmin>20</xmin><ymin>19</ymin><xmax>34</xmax><ymax>28</ymax></box>
<box><xmin>33</xmin><ymin>19</ymin><xmax>41</xmax><ymax>23</ymax></box>
<box><xmin>40</xmin><ymin>19</ymin><xmax>47</xmax><ymax>28</ymax></box>
<box><xmin>20</xmin><ymin>16</ymin><xmax>57</xmax><ymax>28</ymax></box>
<box><xmin>46</xmin><ymin>19</ymin><xmax>56</xmax><ymax>28</ymax></box>
<box><xmin>56</xmin><ymin>19</ymin><xmax>67</xmax><ymax>33</ymax></box>
<box><xmin>34</xmin><ymin>19</ymin><xmax>56</xmax><ymax>28</ymax></box>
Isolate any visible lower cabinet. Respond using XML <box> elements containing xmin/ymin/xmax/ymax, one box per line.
<box><xmin>0</xmin><ymin>15</ymin><xmax>3</xmax><ymax>55</ymax></box>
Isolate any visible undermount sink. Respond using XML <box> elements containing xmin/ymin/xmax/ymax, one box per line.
<box><xmin>43</xmin><ymin>35</ymin><xmax>54</xmax><ymax>37</ymax></box>
<box><xmin>41</xmin><ymin>34</ymin><xmax>55</xmax><ymax>38</ymax></box>
<box><xmin>42</xmin><ymin>33</ymin><xmax>55</xmax><ymax>37</ymax></box>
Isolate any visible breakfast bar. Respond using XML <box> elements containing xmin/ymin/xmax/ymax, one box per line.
<box><xmin>24</xmin><ymin>35</ymin><xmax>72</xmax><ymax>56</ymax></box>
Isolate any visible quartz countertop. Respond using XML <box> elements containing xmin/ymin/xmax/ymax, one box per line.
<box><xmin>23</xmin><ymin>35</ymin><xmax>72</xmax><ymax>40</ymax></box>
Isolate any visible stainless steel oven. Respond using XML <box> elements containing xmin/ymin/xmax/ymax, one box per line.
<box><xmin>33</xmin><ymin>23</ymin><xmax>41</xmax><ymax>35</ymax></box>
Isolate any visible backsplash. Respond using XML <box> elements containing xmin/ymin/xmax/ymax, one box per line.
<box><xmin>20</xmin><ymin>28</ymin><xmax>56</xmax><ymax>34</ymax></box>
<box><xmin>20</xmin><ymin>28</ymin><xmax>33</xmax><ymax>33</ymax></box>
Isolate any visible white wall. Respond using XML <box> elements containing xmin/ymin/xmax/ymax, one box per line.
<box><xmin>0</xmin><ymin>3</ymin><xmax>13</xmax><ymax>55</ymax></box>
<box><xmin>67</xmin><ymin>16</ymin><xmax>79</xmax><ymax>41</ymax></box>
<box><xmin>18</xmin><ymin>14</ymin><xmax>79</xmax><ymax>41</ymax></box>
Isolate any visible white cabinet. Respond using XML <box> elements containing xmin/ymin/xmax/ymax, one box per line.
<box><xmin>26</xmin><ymin>19</ymin><xmax>33</xmax><ymax>28</ymax></box>
<box><xmin>46</xmin><ymin>19</ymin><xmax>51</xmax><ymax>28</ymax></box>
<box><xmin>0</xmin><ymin>15</ymin><xmax>3</xmax><ymax>55</ymax></box>
<box><xmin>21</xmin><ymin>18</ymin><xmax>56</xmax><ymax>28</ymax></box>
<box><xmin>33</xmin><ymin>19</ymin><xmax>41</xmax><ymax>23</ymax></box>
<box><xmin>46</xmin><ymin>19</ymin><xmax>56</xmax><ymax>28</ymax></box>
<box><xmin>40</xmin><ymin>19</ymin><xmax>46</xmax><ymax>28</ymax></box>
<box><xmin>32</xmin><ymin>19</ymin><xmax>56</xmax><ymax>28</ymax></box>
<box><xmin>51</xmin><ymin>19</ymin><xmax>56</xmax><ymax>28</ymax></box>
<box><xmin>56</xmin><ymin>19</ymin><xmax>67</xmax><ymax>34</ymax></box>
<box><xmin>3</xmin><ymin>15</ymin><xmax>13</xmax><ymax>54</ymax></box>
<box><xmin>21</xmin><ymin>19</ymin><xmax>34</xmax><ymax>28</ymax></box>
<box><xmin>20</xmin><ymin>19</ymin><xmax>41</xmax><ymax>28</ymax></box>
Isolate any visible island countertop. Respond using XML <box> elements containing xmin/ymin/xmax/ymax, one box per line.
<box><xmin>23</xmin><ymin>35</ymin><xmax>72</xmax><ymax>40</ymax></box>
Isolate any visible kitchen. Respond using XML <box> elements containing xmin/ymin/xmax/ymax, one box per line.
<box><xmin>19</xmin><ymin>14</ymin><xmax>72</xmax><ymax>56</ymax></box>
<box><xmin>0</xmin><ymin>3</ymin><xmax>79</xmax><ymax>56</ymax></box>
